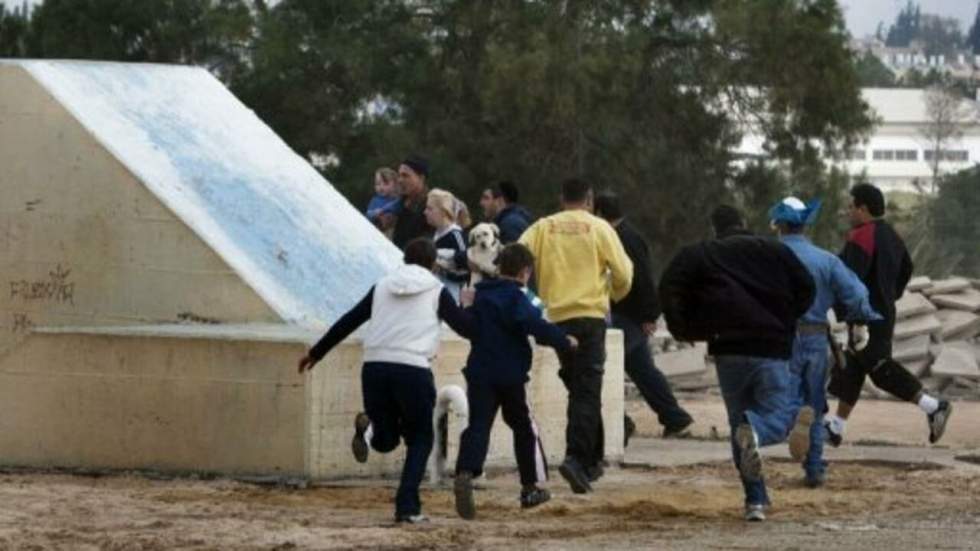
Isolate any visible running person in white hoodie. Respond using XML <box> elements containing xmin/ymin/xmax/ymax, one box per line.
<box><xmin>298</xmin><ymin>238</ymin><xmax>474</xmax><ymax>524</ymax></box>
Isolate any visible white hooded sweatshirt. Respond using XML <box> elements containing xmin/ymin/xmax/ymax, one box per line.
<box><xmin>362</xmin><ymin>264</ymin><xmax>445</xmax><ymax>369</ymax></box>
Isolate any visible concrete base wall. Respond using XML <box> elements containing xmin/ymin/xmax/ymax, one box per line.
<box><xmin>0</xmin><ymin>324</ymin><xmax>623</xmax><ymax>480</ymax></box>
<box><xmin>307</xmin><ymin>330</ymin><xmax>624</xmax><ymax>479</ymax></box>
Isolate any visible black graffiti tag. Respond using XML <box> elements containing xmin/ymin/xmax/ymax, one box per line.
<box><xmin>9</xmin><ymin>264</ymin><xmax>75</xmax><ymax>305</ymax></box>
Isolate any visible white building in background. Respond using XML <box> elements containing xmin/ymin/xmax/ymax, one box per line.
<box><xmin>736</xmin><ymin>88</ymin><xmax>980</xmax><ymax>193</ymax></box>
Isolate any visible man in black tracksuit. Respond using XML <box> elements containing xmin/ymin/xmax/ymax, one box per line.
<box><xmin>825</xmin><ymin>183</ymin><xmax>952</xmax><ymax>446</ymax></box>
<box><xmin>593</xmin><ymin>192</ymin><xmax>693</xmax><ymax>442</ymax></box>
<box><xmin>453</xmin><ymin>243</ymin><xmax>576</xmax><ymax>519</ymax></box>
<box><xmin>659</xmin><ymin>205</ymin><xmax>815</xmax><ymax>521</ymax></box>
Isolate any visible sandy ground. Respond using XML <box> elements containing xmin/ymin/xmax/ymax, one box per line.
<box><xmin>3</xmin><ymin>396</ymin><xmax>980</xmax><ymax>550</ymax></box>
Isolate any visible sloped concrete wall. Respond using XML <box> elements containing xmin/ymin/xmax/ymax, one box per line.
<box><xmin>0</xmin><ymin>65</ymin><xmax>280</xmax><ymax>360</ymax></box>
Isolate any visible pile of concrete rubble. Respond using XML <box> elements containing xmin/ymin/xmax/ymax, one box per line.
<box><xmin>642</xmin><ymin>277</ymin><xmax>980</xmax><ymax>400</ymax></box>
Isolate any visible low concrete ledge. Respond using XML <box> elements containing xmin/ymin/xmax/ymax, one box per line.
<box><xmin>0</xmin><ymin>324</ymin><xmax>625</xmax><ymax>482</ymax></box>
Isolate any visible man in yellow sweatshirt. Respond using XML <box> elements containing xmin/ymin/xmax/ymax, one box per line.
<box><xmin>519</xmin><ymin>177</ymin><xmax>633</xmax><ymax>493</ymax></box>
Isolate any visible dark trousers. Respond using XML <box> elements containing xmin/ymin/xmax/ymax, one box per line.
<box><xmin>613</xmin><ymin>313</ymin><xmax>693</xmax><ymax>430</ymax></box>
<box><xmin>828</xmin><ymin>319</ymin><xmax>923</xmax><ymax>407</ymax></box>
<box><xmin>361</xmin><ymin>362</ymin><xmax>436</xmax><ymax>518</ymax></box>
<box><xmin>456</xmin><ymin>380</ymin><xmax>548</xmax><ymax>487</ymax></box>
<box><xmin>556</xmin><ymin>318</ymin><xmax>606</xmax><ymax>469</ymax></box>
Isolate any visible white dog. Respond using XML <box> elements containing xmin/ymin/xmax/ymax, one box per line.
<box><xmin>466</xmin><ymin>222</ymin><xmax>502</xmax><ymax>285</ymax></box>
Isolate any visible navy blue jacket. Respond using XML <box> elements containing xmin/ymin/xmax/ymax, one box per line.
<box><xmin>493</xmin><ymin>204</ymin><xmax>533</xmax><ymax>244</ymax></box>
<box><xmin>463</xmin><ymin>279</ymin><xmax>571</xmax><ymax>385</ymax></box>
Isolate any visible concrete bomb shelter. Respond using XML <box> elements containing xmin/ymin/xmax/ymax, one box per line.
<box><xmin>0</xmin><ymin>60</ymin><xmax>624</xmax><ymax>480</ymax></box>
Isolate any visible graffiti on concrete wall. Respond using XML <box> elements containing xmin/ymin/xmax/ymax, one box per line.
<box><xmin>11</xmin><ymin>313</ymin><xmax>34</xmax><ymax>334</ymax></box>
<box><xmin>9</xmin><ymin>264</ymin><xmax>75</xmax><ymax>305</ymax></box>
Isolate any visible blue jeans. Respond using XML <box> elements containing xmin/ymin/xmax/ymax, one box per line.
<box><xmin>789</xmin><ymin>334</ymin><xmax>828</xmax><ymax>481</ymax></box>
<box><xmin>613</xmin><ymin>314</ymin><xmax>692</xmax><ymax>429</ymax></box>
<box><xmin>715</xmin><ymin>355</ymin><xmax>795</xmax><ymax>506</ymax></box>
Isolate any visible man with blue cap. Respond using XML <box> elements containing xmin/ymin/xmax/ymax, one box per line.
<box><xmin>769</xmin><ymin>196</ymin><xmax>881</xmax><ymax>488</ymax></box>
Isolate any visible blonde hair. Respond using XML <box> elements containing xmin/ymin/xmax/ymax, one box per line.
<box><xmin>429</xmin><ymin>188</ymin><xmax>472</xmax><ymax>228</ymax></box>
<box><xmin>375</xmin><ymin>167</ymin><xmax>398</xmax><ymax>185</ymax></box>
<box><xmin>454</xmin><ymin>198</ymin><xmax>472</xmax><ymax>229</ymax></box>
<box><xmin>427</xmin><ymin>188</ymin><xmax>457</xmax><ymax>223</ymax></box>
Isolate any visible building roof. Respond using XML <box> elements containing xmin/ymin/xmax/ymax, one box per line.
<box><xmin>862</xmin><ymin>88</ymin><xmax>978</xmax><ymax>125</ymax></box>
<box><xmin>3</xmin><ymin>60</ymin><xmax>402</xmax><ymax>326</ymax></box>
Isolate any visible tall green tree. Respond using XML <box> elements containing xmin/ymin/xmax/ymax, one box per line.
<box><xmin>0</xmin><ymin>4</ymin><xmax>31</xmax><ymax>57</ymax></box>
<box><xmin>27</xmin><ymin>0</ymin><xmax>253</xmax><ymax>82</ymax></box>
<box><xmin>968</xmin><ymin>2</ymin><xmax>980</xmax><ymax>54</ymax></box>
<box><xmin>886</xmin><ymin>1</ymin><xmax>920</xmax><ymax>47</ymax></box>
<box><xmin>855</xmin><ymin>50</ymin><xmax>896</xmax><ymax>87</ymax></box>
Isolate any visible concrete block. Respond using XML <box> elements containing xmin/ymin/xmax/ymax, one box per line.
<box><xmin>906</xmin><ymin>276</ymin><xmax>933</xmax><ymax>292</ymax></box>
<box><xmin>896</xmin><ymin>292</ymin><xmax>937</xmax><ymax>319</ymax></box>
<box><xmin>930</xmin><ymin>342</ymin><xmax>980</xmax><ymax>380</ymax></box>
<box><xmin>930</xmin><ymin>288</ymin><xmax>980</xmax><ymax>312</ymax></box>
<box><xmin>894</xmin><ymin>314</ymin><xmax>942</xmax><ymax>340</ymax></box>
<box><xmin>893</xmin><ymin>334</ymin><xmax>931</xmax><ymax>363</ymax></box>
<box><xmin>935</xmin><ymin>310</ymin><xmax>980</xmax><ymax>340</ymax></box>
<box><xmin>658</xmin><ymin>343</ymin><xmax>708</xmax><ymax>379</ymax></box>
<box><xmin>923</xmin><ymin>277</ymin><xmax>972</xmax><ymax>297</ymax></box>
<box><xmin>905</xmin><ymin>357</ymin><xmax>932</xmax><ymax>378</ymax></box>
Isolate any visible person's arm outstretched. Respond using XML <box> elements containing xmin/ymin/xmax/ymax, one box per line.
<box><xmin>298</xmin><ymin>288</ymin><xmax>374</xmax><ymax>372</ymax></box>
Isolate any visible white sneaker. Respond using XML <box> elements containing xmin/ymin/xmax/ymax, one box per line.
<box><xmin>744</xmin><ymin>503</ymin><xmax>766</xmax><ymax>522</ymax></box>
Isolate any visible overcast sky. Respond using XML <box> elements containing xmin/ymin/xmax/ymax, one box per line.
<box><xmin>839</xmin><ymin>0</ymin><xmax>978</xmax><ymax>38</ymax></box>
<box><xmin>2</xmin><ymin>0</ymin><xmax>978</xmax><ymax>40</ymax></box>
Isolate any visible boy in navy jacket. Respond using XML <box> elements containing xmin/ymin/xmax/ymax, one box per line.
<box><xmin>453</xmin><ymin>243</ymin><xmax>577</xmax><ymax>519</ymax></box>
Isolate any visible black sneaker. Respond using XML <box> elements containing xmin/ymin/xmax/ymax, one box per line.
<box><xmin>520</xmin><ymin>486</ymin><xmax>551</xmax><ymax>509</ymax></box>
<box><xmin>663</xmin><ymin>418</ymin><xmax>694</xmax><ymax>439</ymax></box>
<box><xmin>805</xmin><ymin>471</ymin><xmax>826</xmax><ymax>488</ymax></box>
<box><xmin>558</xmin><ymin>457</ymin><xmax>593</xmax><ymax>494</ymax></box>
<box><xmin>586</xmin><ymin>463</ymin><xmax>604</xmax><ymax>483</ymax></box>
<box><xmin>454</xmin><ymin>471</ymin><xmax>476</xmax><ymax>520</ymax></box>
<box><xmin>624</xmin><ymin>414</ymin><xmax>636</xmax><ymax>448</ymax></box>
<box><xmin>352</xmin><ymin>412</ymin><xmax>370</xmax><ymax>463</ymax></box>
<box><xmin>734</xmin><ymin>422</ymin><xmax>762</xmax><ymax>482</ymax></box>
<box><xmin>823</xmin><ymin>420</ymin><xmax>842</xmax><ymax>448</ymax></box>
<box><xmin>395</xmin><ymin>513</ymin><xmax>429</xmax><ymax>524</ymax></box>
<box><xmin>928</xmin><ymin>400</ymin><xmax>953</xmax><ymax>444</ymax></box>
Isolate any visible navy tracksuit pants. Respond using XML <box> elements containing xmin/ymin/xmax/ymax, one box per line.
<box><xmin>456</xmin><ymin>379</ymin><xmax>548</xmax><ymax>487</ymax></box>
<box><xmin>361</xmin><ymin>362</ymin><xmax>435</xmax><ymax>518</ymax></box>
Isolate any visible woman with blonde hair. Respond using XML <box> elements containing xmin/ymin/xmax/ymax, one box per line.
<box><xmin>425</xmin><ymin>188</ymin><xmax>469</xmax><ymax>301</ymax></box>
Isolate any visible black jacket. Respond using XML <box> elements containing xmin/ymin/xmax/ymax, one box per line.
<box><xmin>659</xmin><ymin>234</ymin><xmax>815</xmax><ymax>359</ymax></box>
<box><xmin>392</xmin><ymin>196</ymin><xmax>432</xmax><ymax>250</ymax></box>
<box><xmin>837</xmin><ymin>219</ymin><xmax>912</xmax><ymax>325</ymax></box>
<box><xmin>611</xmin><ymin>220</ymin><xmax>660</xmax><ymax>323</ymax></box>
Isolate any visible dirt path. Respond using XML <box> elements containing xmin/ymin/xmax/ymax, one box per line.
<box><xmin>3</xmin><ymin>396</ymin><xmax>980</xmax><ymax>550</ymax></box>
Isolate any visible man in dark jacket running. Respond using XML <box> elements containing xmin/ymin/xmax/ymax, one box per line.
<box><xmin>593</xmin><ymin>192</ymin><xmax>693</xmax><ymax>442</ymax></box>
<box><xmin>825</xmin><ymin>183</ymin><xmax>952</xmax><ymax>446</ymax></box>
<box><xmin>659</xmin><ymin>205</ymin><xmax>815</xmax><ymax>522</ymax></box>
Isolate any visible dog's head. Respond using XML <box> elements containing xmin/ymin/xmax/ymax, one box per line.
<box><xmin>468</xmin><ymin>223</ymin><xmax>501</xmax><ymax>252</ymax></box>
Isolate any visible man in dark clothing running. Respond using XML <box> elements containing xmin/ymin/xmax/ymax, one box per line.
<box><xmin>593</xmin><ymin>192</ymin><xmax>693</xmax><ymax>442</ymax></box>
<box><xmin>660</xmin><ymin>204</ymin><xmax>815</xmax><ymax>521</ymax></box>
<box><xmin>392</xmin><ymin>156</ymin><xmax>434</xmax><ymax>249</ymax></box>
<box><xmin>825</xmin><ymin>183</ymin><xmax>952</xmax><ymax>446</ymax></box>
